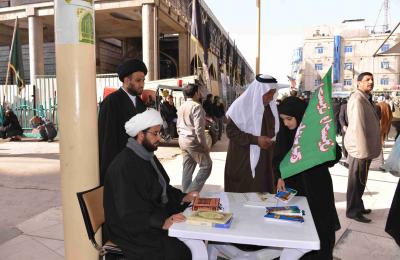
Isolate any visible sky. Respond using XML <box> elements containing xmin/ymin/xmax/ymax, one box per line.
<box><xmin>203</xmin><ymin>0</ymin><xmax>400</xmax><ymax>84</ymax></box>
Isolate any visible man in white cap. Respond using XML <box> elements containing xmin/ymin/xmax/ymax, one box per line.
<box><xmin>103</xmin><ymin>109</ymin><xmax>198</xmax><ymax>259</ymax></box>
<box><xmin>224</xmin><ymin>74</ymin><xmax>279</xmax><ymax>193</ymax></box>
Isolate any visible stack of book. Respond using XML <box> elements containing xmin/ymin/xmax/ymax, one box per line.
<box><xmin>264</xmin><ymin>206</ymin><xmax>304</xmax><ymax>223</ymax></box>
<box><xmin>186</xmin><ymin>210</ymin><xmax>233</xmax><ymax>228</ymax></box>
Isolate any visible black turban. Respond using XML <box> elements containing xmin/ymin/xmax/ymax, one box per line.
<box><xmin>117</xmin><ymin>59</ymin><xmax>148</xmax><ymax>82</ymax></box>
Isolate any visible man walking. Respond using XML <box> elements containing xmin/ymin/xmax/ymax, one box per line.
<box><xmin>177</xmin><ymin>83</ymin><xmax>212</xmax><ymax>192</ymax></box>
<box><xmin>344</xmin><ymin>72</ymin><xmax>381</xmax><ymax>223</ymax></box>
<box><xmin>98</xmin><ymin>59</ymin><xmax>147</xmax><ymax>184</ymax></box>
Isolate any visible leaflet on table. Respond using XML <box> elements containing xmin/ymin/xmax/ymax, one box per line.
<box><xmin>264</xmin><ymin>213</ymin><xmax>304</xmax><ymax>223</ymax></box>
<box><xmin>275</xmin><ymin>187</ymin><xmax>298</xmax><ymax>203</ymax></box>
<box><xmin>265</xmin><ymin>206</ymin><xmax>303</xmax><ymax>216</ymax></box>
<box><xmin>241</xmin><ymin>192</ymin><xmax>276</xmax><ymax>207</ymax></box>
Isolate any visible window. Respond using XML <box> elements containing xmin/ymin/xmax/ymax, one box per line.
<box><xmin>315</xmin><ymin>63</ymin><xmax>323</xmax><ymax>70</ymax></box>
<box><xmin>344</xmin><ymin>63</ymin><xmax>353</xmax><ymax>70</ymax></box>
<box><xmin>381</xmin><ymin>44</ymin><xmax>390</xmax><ymax>52</ymax></box>
<box><xmin>381</xmin><ymin>61</ymin><xmax>390</xmax><ymax>69</ymax></box>
<box><xmin>315</xmin><ymin>47</ymin><xmax>323</xmax><ymax>54</ymax></box>
<box><xmin>314</xmin><ymin>79</ymin><xmax>321</xmax><ymax>86</ymax></box>
<box><xmin>380</xmin><ymin>78</ymin><xmax>389</xmax><ymax>85</ymax></box>
<box><xmin>344</xmin><ymin>46</ymin><xmax>353</xmax><ymax>53</ymax></box>
<box><xmin>344</xmin><ymin>79</ymin><xmax>352</xmax><ymax>86</ymax></box>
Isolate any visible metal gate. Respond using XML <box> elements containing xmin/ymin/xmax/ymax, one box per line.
<box><xmin>0</xmin><ymin>73</ymin><xmax>120</xmax><ymax>132</ymax></box>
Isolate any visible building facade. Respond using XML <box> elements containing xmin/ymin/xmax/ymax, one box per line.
<box><xmin>0</xmin><ymin>0</ymin><xmax>253</xmax><ymax>99</ymax></box>
<box><xmin>298</xmin><ymin>20</ymin><xmax>400</xmax><ymax>94</ymax></box>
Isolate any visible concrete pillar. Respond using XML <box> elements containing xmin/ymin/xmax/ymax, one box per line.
<box><xmin>178</xmin><ymin>32</ymin><xmax>189</xmax><ymax>77</ymax></box>
<box><xmin>28</xmin><ymin>15</ymin><xmax>44</xmax><ymax>101</ymax></box>
<box><xmin>55</xmin><ymin>1</ymin><xmax>98</xmax><ymax>259</ymax></box>
<box><xmin>142</xmin><ymin>3</ymin><xmax>159</xmax><ymax>80</ymax></box>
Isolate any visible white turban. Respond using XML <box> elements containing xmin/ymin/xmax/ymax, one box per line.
<box><xmin>125</xmin><ymin>108</ymin><xmax>163</xmax><ymax>137</ymax></box>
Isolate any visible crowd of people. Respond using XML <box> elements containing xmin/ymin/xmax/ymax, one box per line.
<box><xmin>2</xmin><ymin>57</ymin><xmax>399</xmax><ymax>259</ymax></box>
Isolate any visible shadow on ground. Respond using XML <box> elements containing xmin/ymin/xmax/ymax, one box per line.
<box><xmin>0</xmin><ymin>153</ymin><xmax>59</xmax><ymax>160</ymax></box>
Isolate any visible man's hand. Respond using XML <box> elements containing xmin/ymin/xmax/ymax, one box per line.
<box><xmin>257</xmin><ymin>136</ymin><xmax>273</xmax><ymax>149</ymax></box>
<box><xmin>162</xmin><ymin>213</ymin><xmax>186</xmax><ymax>230</ymax></box>
<box><xmin>342</xmin><ymin>126</ymin><xmax>347</xmax><ymax>133</ymax></box>
<box><xmin>182</xmin><ymin>191</ymin><xmax>199</xmax><ymax>203</ymax></box>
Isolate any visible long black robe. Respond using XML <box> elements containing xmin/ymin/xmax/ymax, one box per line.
<box><xmin>224</xmin><ymin>106</ymin><xmax>275</xmax><ymax>193</ymax></box>
<box><xmin>98</xmin><ymin>88</ymin><xmax>146</xmax><ymax>184</ymax></box>
<box><xmin>273</xmin><ymin>97</ymin><xmax>341</xmax><ymax>260</ymax></box>
<box><xmin>1</xmin><ymin>111</ymin><xmax>23</xmax><ymax>138</ymax></box>
<box><xmin>104</xmin><ymin>148</ymin><xmax>191</xmax><ymax>260</ymax></box>
<box><xmin>386</xmin><ymin>179</ymin><xmax>400</xmax><ymax>247</ymax></box>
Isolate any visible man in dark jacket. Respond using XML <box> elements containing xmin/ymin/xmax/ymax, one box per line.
<box><xmin>104</xmin><ymin>109</ymin><xmax>198</xmax><ymax>259</ymax></box>
<box><xmin>160</xmin><ymin>95</ymin><xmax>177</xmax><ymax>138</ymax></box>
<box><xmin>98</xmin><ymin>59</ymin><xmax>147</xmax><ymax>184</ymax></box>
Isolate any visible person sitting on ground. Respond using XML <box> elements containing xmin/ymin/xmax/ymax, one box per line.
<box><xmin>104</xmin><ymin>108</ymin><xmax>198</xmax><ymax>259</ymax></box>
<box><xmin>0</xmin><ymin>109</ymin><xmax>23</xmax><ymax>141</ymax></box>
<box><xmin>30</xmin><ymin>116</ymin><xmax>57</xmax><ymax>142</ymax></box>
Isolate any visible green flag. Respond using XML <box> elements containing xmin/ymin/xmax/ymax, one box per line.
<box><xmin>280</xmin><ymin>67</ymin><xmax>336</xmax><ymax>179</ymax></box>
<box><xmin>7</xmin><ymin>18</ymin><xmax>25</xmax><ymax>92</ymax></box>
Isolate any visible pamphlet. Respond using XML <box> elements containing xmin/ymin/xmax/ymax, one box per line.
<box><xmin>265</xmin><ymin>206</ymin><xmax>302</xmax><ymax>216</ymax></box>
<box><xmin>264</xmin><ymin>213</ymin><xmax>304</xmax><ymax>223</ymax></box>
<box><xmin>275</xmin><ymin>187</ymin><xmax>297</xmax><ymax>203</ymax></box>
<box><xmin>242</xmin><ymin>192</ymin><xmax>276</xmax><ymax>207</ymax></box>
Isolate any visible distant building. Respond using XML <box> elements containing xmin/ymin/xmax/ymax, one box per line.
<box><xmin>0</xmin><ymin>0</ymin><xmax>254</xmax><ymax>97</ymax></box>
<box><xmin>295</xmin><ymin>19</ymin><xmax>400</xmax><ymax>94</ymax></box>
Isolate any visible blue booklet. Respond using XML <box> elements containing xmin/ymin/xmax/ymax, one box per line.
<box><xmin>275</xmin><ymin>187</ymin><xmax>297</xmax><ymax>203</ymax></box>
<box><xmin>264</xmin><ymin>213</ymin><xmax>304</xmax><ymax>223</ymax></box>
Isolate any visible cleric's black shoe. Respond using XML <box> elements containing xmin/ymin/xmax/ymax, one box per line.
<box><xmin>361</xmin><ymin>209</ymin><xmax>372</xmax><ymax>214</ymax></box>
<box><xmin>348</xmin><ymin>214</ymin><xmax>371</xmax><ymax>223</ymax></box>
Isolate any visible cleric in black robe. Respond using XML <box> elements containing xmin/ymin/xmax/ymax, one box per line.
<box><xmin>104</xmin><ymin>109</ymin><xmax>198</xmax><ymax>259</ymax></box>
<box><xmin>98</xmin><ymin>59</ymin><xmax>147</xmax><ymax>184</ymax></box>
<box><xmin>273</xmin><ymin>96</ymin><xmax>341</xmax><ymax>260</ymax></box>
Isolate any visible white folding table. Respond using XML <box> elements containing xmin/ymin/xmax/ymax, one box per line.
<box><xmin>169</xmin><ymin>192</ymin><xmax>320</xmax><ymax>259</ymax></box>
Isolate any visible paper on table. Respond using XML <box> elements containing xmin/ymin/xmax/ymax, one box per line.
<box><xmin>242</xmin><ymin>193</ymin><xmax>276</xmax><ymax>207</ymax></box>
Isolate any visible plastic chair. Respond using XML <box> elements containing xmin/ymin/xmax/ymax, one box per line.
<box><xmin>76</xmin><ymin>186</ymin><xmax>125</xmax><ymax>259</ymax></box>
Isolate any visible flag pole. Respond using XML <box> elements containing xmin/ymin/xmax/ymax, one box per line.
<box><xmin>256</xmin><ymin>0</ymin><xmax>261</xmax><ymax>74</ymax></box>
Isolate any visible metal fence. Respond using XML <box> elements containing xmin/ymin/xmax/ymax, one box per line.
<box><xmin>0</xmin><ymin>73</ymin><xmax>121</xmax><ymax>131</ymax></box>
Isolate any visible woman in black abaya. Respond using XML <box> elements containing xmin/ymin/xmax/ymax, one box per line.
<box><xmin>273</xmin><ymin>96</ymin><xmax>341</xmax><ymax>260</ymax></box>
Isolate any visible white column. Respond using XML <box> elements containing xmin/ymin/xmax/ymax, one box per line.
<box><xmin>142</xmin><ymin>3</ymin><xmax>159</xmax><ymax>80</ymax></box>
<box><xmin>55</xmin><ymin>1</ymin><xmax>99</xmax><ymax>259</ymax></box>
<box><xmin>28</xmin><ymin>15</ymin><xmax>44</xmax><ymax>101</ymax></box>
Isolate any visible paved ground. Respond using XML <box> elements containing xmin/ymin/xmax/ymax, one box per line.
<box><xmin>0</xmin><ymin>135</ymin><xmax>399</xmax><ymax>259</ymax></box>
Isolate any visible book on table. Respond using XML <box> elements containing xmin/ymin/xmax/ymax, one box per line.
<box><xmin>191</xmin><ymin>197</ymin><xmax>221</xmax><ymax>211</ymax></box>
<box><xmin>265</xmin><ymin>206</ymin><xmax>302</xmax><ymax>216</ymax></box>
<box><xmin>264</xmin><ymin>213</ymin><xmax>304</xmax><ymax>223</ymax></box>
<box><xmin>186</xmin><ymin>210</ymin><xmax>233</xmax><ymax>228</ymax></box>
<box><xmin>275</xmin><ymin>187</ymin><xmax>297</xmax><ymax>203</ymax></box>
<box><xmin>264</xmin><ymin>205</ymin><xmax>304</xmax><ymax>223</ymax></box>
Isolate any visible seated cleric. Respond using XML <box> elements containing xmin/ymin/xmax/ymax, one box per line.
<box><xmin>103</xmin><ymin>108</ymin><xmax>198</xmax><ymax>259</ymax></box>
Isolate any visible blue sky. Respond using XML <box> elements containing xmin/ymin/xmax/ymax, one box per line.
<box><xmin>203</xmin><ymin>0</ymin><xmax>400</xmax><ymax>83</ymax></box>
